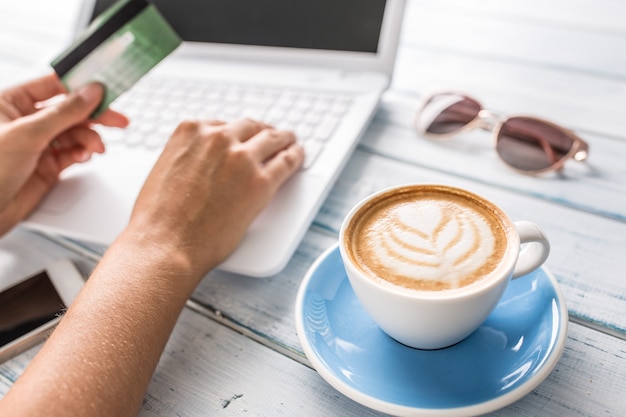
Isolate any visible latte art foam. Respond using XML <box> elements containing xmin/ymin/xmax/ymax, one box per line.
<box><xmin>347</xmin><ymin>188</ymin><xmax>509</xmax><ymax>291</ymax></box>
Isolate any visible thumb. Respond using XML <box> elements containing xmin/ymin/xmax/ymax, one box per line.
<box><xmin>15</xmin><ymin>83</ymin><xmax>104</xmax><ymax>149</ymax></box>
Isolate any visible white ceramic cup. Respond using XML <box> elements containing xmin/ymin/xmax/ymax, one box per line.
<box><xmin>339</xmin><ymin>184</ymin><xmax>550</xmax><ymax>350</ymax></box>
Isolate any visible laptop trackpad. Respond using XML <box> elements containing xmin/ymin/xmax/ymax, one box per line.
<box><xmin>38</xmin><ymin>171</ymin><xmax>104</xmax><ymax>214</ymax></box>
<box><xmin>23</xmin><ymin>151</ymin><xmax>152</xmax><ymax>244</ymax></box>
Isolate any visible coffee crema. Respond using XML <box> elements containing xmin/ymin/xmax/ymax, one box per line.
<box><xmin>344</xmin><ymin>186</ymin><xmax>510</xmax><ymax>291</ymax></box>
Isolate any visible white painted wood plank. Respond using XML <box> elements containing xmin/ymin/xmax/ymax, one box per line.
<box><xmin>3</xmin><ymin>306</ymin><xmax>624</xmax><ymax>417</ymax></box>
<box><xmin>409</xmin><ymin>0</ymin><xmax>626</xmax><ymax>34</ymax></box>
<box><xmin>140</xmin><ymin>309</ymin><xmax>384</xmax><ymax>416</ymax></box>
<box><xmin>394</xmin><ymin>1</ymin><xmax>626</xmax><ymax>141</ymax></box>
<box><xmin>363</xmin><ymin>93</ymin><xmax>626</xmax><ymax>221</ymax></box>
<box><xmin>144</xmin><ymin>316</ymin><xmax>626</xmax><ymax>417</ymax></box>
<box><xmin>403</xmin><ymin>0</ymin><xmax>626</xmax><ymax>78</ymax></box>
<box><xmin>390</xmin><ymin>48</ymin><xmax>626</xmax><ymax>141</ymax></box>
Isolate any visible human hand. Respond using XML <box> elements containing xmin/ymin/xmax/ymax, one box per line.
<box><xmin>122</xmin><ymin>118</ymin><xmax>305</xmax><ymax>278</ymax></box>
<box><xmin>0</xmin><ymin>73</ymin><xmax>129</xmax><ymax>236</ymax></box>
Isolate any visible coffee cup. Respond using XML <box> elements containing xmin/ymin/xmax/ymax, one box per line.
<box><xmin>339</xmin><ymin>184</ymin><xmax>550</xmax><ymax>350</ymax></box>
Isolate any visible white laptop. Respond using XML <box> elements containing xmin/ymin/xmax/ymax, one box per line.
<box><xmin>23</xmin><ymin>0</ymin><xmax>406</xmax><ymax>277</ymax></box>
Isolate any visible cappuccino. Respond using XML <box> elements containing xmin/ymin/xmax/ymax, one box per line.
<box><xmin>344</xmin><ymin>185</ymin><xmax>510</xmax><ymax>291</ymax></box>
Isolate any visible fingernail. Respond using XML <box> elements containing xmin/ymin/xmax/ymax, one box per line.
<box><xmin>77</xmin><ymin>150</ymin><xmax>91</xmax><ymax>162</ymax></box>
<box><xmin>77</xmin><ymin>83</ymin><xmax>103</xmax><ymax>104</ymax></box>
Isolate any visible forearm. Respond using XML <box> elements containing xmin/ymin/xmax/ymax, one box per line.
<box><xmin>0</xmin><ymin>231</ymin><xmax>204</xmax><ymax>417</ymax></box>
<box><xmin>0</xmin><ymin>117</ymin><xmax>303</xmax><ymax>416</ymax></box>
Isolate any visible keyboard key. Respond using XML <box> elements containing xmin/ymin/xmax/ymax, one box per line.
<box><xmin>301</xmin><ymin>140</ymin><xmax>325</xmax><ymax>169</ymax></box>
<box><xmin>110</xmin><ymin>77</ymin><xmax>353</xmax><ymax>169</ymax></box>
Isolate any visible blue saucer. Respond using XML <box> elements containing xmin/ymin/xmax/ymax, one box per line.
<box><xmin>295</xmin><ymin>244</ymin><xmax>568</xmax><ymax>417</ymax></box>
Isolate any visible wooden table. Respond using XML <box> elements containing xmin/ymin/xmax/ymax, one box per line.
<box><xmin>1</xmin><ymin>1</ymin><xmax>624</xmax><ymax>415</ymax></box>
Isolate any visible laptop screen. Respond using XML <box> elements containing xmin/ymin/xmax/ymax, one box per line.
<box><xmin>90</xmin><ymin>0</ymin><xmax>387</xmax><ymax>53</ymax></box>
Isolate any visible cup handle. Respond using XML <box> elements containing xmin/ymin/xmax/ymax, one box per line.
<box><xmin>512</xmin><ymin>221</ymin><xmax>550</xmax><ymax>279</ymax></box>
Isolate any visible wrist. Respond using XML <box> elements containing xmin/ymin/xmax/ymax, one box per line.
<box><xmin>105</xmin><ymin>227</ymin><xmax>210</xmax><ymax>293</ymax></box>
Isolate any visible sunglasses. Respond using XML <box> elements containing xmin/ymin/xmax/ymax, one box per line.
<box><xmin>414</xmin><ymin>92</ymin><xmax>589</xmax><ymax>175</ymax></box>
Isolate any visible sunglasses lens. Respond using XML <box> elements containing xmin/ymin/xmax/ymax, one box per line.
<box><xmin>417</xmin><ymin>93</ymin><xmax>481</xmax><ymax>135</ymax></box>
<box><xmin>496</xmin><ymin>117</ymin><xmax>575</xmax><ymax>172</ymax></box>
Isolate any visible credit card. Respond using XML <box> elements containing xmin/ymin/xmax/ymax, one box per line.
<box><xmin>51</xmin><ymin>0</ymin><xmax>181</xmax><ymax>116</ymax></box>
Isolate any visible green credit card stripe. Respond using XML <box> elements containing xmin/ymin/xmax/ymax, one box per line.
<box><xmin>50</xmin><ymin>0</ymin><xmax>181</xmax><ymax>117</ymax></box>
<box><xmin>52</xmin><ymin>0</ymin><xmax>149</xmax><ymax>77</ymax></box>
<box><xmin>93</xmin><ymin>7</ymin><xmax>181</xmax><ymax>109</ymax></box>
<box><xmin>125</xmin><ymin>4</ymin><xmax>182</xmax><ymax>58</ymax></box>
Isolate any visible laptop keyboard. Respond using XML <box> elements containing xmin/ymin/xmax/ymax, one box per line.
<box><xmin>101</xmin><ymin>77</ymin><xmax>354</xmax><ymax>168</ymax></box>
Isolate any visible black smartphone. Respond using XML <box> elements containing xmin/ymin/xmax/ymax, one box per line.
<box><xmin>0</xmin><ymin>259</ymin><xmax>85</xmax><ymax>362</ymax></box>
